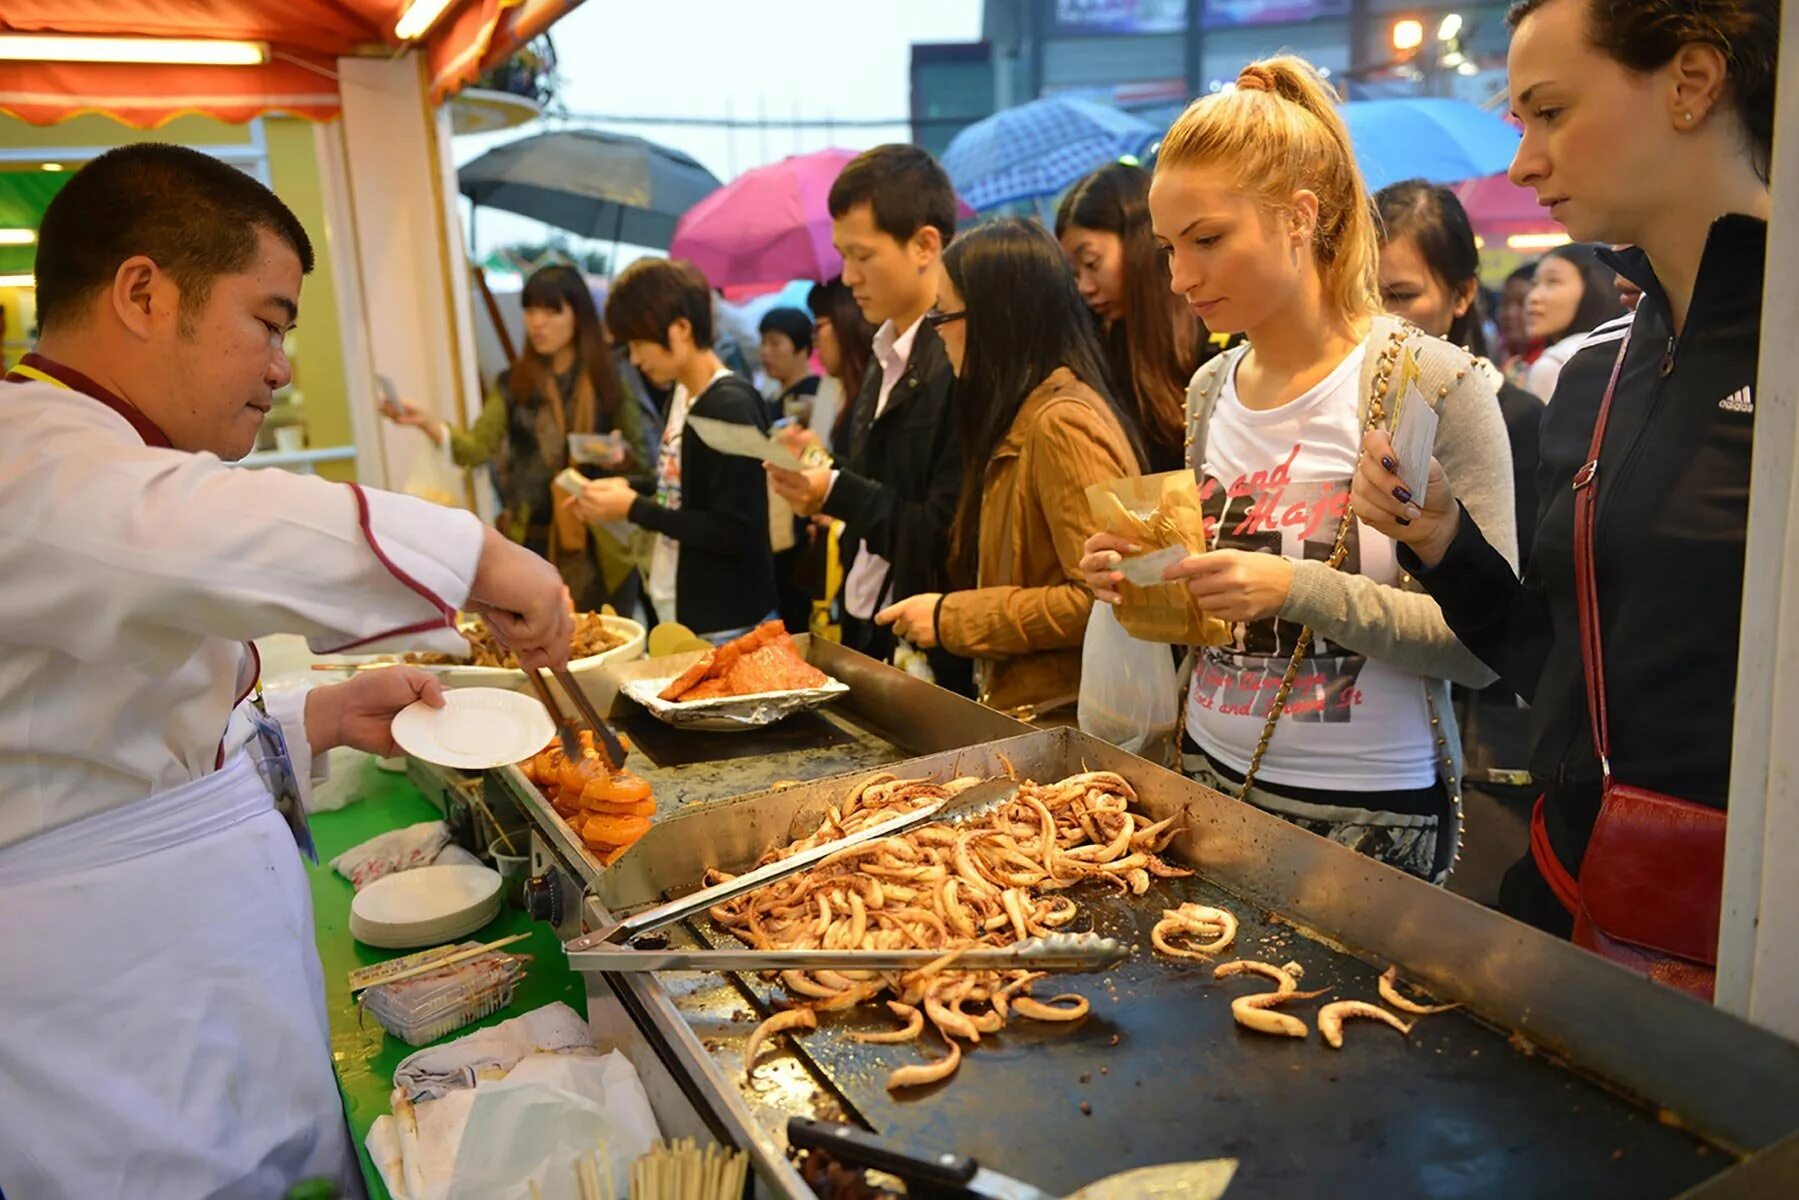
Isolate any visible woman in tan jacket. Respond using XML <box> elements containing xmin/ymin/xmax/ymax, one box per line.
<box><xmin>877</xmin><ymin>219</ymin><xmax>1145</xmax><ymax>717</ymax></box>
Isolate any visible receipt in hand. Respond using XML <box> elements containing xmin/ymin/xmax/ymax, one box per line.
<box><xmin>1114</xmin><ymin>544</ymin><xmax>1190</xmax><ymax>587</ymax></box>
<box><xmin>685</xmin><ymin>414</ymin><xmax>807</xmax><ymax>471</ymax></box>
<box><xmin>1389</xmin><ymin>378</ymin><xmax>1439</xmax><ymax>509</ymax></box>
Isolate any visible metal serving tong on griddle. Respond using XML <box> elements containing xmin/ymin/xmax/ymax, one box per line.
<box><xmin>563</xmin><ymin>931</ymin><xmax>1127</xmax><ymax>976</ymax></box>
<box><xmin>786</xmin><ymin>1118</ymin><xmax>1238</xmax><ymax>1200</ymax></box>
<box><xmin>563</xmin><ymin>776</ymin><xmax>1020</xmax><ymax>954</ymax></box>
<box><xmin>525</xmin><ymin>663</ymin><xmax>629</xmax><ymax>768</ymax></box>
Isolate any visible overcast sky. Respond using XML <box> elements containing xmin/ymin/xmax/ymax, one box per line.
<box><xmin>454</xmin><ymin>0</ymin><xmax>984</xmax><ymax>266</ymax></box>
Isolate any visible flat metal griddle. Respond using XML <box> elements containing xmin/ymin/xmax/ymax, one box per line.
<box><xmin>688</xmin><ymin>877</ymin><xmax>1720</xmax><ymax>1199</ymax></box>
<box><xmin>575</xmin><ymin>727</ymin><xmax>1799</xmax><ymax>1199</ymax></box>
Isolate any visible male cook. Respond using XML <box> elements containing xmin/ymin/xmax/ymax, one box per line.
<box><xmin>0</xmin><ymin>143</ymin><xmax>572</xmax><ymax>1198</ymax></box>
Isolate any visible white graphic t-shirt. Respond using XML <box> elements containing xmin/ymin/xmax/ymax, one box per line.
<box><xmin>1186</xmin><ymin>342</ymin><xmax>1437</xmax><ymax>792</ymax></box>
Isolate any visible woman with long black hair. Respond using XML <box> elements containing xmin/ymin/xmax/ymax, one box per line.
<box><xmin>1356</xmin><ymin>0</ymin><xmax>1777</xmax><ymax>994</ymax></box>
<box><xmin>1376</xmin><ymin>178</ymin><xmax>1541</xmax><ymax>564</ymax></box>
<box><xmin>1055</xmin><ymin>162</ymin><xmax>1212</xmax><ymax>472</ymax></box>
<box><xmin>804</xmin><ymin>276</ymin><xmax>876</xmax><ymax>457</ymax></box>
<box><xmin>384</xmin><ymin>263</ymin><xmax>651</xmax><ymax>611</ymax></box>
<box><xmin>1519</xmin><ymin>242</ymin><xmax>1627</xmax><ymax>401</ymax></box>
<box><xmin>875</xmin><ymin>218</ymin><xmax>1145</xmax><ymax>717</ymax></box>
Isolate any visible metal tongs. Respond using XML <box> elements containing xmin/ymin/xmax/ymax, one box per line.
<box><xmin>563</xmin><ymin>931</ymin><xmax>1128</xmax><ymax>976</ymax></box>
<box><xmin>525</xmin><ymin>663</ymin><xmax>629</xmax><ymax>768</ymax></box>
<box><xmin>563</xmin><ymin>776</ymin><xmax>1020</xmax><ymax>953</ymax></box>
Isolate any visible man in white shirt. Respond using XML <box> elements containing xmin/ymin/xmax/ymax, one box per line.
<box><xmin>0</xmin><ymin>143</ymin><xmax>571</xmax><ymax>1199</ymax></box>
<box><xmin>766</xmin><ymin>145</ymin><xmax>972</xmax><ymax>694</ymax></box>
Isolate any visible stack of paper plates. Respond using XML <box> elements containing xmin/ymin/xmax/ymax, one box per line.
<box><xmin>349</xmin><ymin>864</ymin><xmax>505</xmax><ymax>949</ymax></box>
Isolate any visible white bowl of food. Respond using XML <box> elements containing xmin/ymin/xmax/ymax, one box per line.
<box><xmin>403</xmin><ymin>612</ymin><xmax>647</xmax><ymax>692</ymax></box>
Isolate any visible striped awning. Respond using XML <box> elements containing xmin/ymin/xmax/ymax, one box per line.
<box><xmin>0</xmin><ymin>0</ymin><xmax>566</xmax><ymax>127</ymax></box>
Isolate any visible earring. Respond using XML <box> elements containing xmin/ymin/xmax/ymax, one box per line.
<box><xmin>1684</xmin><ymin>111</ymin><xmax>1696</xmax><ymax>124</ymax></box>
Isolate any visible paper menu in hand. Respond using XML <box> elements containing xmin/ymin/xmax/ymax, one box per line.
<box><xmin>1389</xmin><ymin>378</ymin><xmax>1438</xmax><ymax>509</ymax></box>
<box><xmin>685</xmin><ymin>414</ymin><xmax>806</xmax><ymax>471</ymax></box>
<box><xmin>1115</xmin><ymin>544</ymin><xmax>1190</xmax><ymax>587</ymax></box>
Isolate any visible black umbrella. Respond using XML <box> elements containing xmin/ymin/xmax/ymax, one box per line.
<box><xmin>459</xmin><ymin>129</ymin><xmax>722</xmax><ymax>251</ymax></box>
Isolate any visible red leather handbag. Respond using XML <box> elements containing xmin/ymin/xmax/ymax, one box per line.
<box><xmin>1530</xmin><ymin>332</ymin><xmax>1727</xmax><ymax>1001</ymax></box>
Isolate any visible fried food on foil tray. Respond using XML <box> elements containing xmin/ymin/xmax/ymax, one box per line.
<box><xmin>658</xmin><ymin>620</ymin><xmax>827</xmax><ymax>702</ymax></box>
<box><xmin>521</xmin><ymin>731</ymin><xmax>654</xmax><ymax>866</ymax></box>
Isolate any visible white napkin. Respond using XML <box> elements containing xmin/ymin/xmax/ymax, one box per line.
<box><xmin>369</xmin><ymin>1052</ymin><xmax>660</xmax><ymax>1200</ymax></box>
<box><xmin>392</xmin><ymin>1002</ymin><xmax>594</xmax><ymax>1103</ymax></box>
<box><xmin>330</xmin><ymin>821</ymin><xmax>452</xmax><ymax>890</ymax></box>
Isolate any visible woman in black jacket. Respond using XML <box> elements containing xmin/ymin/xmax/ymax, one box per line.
<box><xmin>1354</xmin><ymin>0</ymin><xmax>1775</xmax><ymax>988</ymax></box>
<box><xmin>573</xmin><ymin>258</ymin><xmax>778</xmax><ymax>639</ymax></box>
<box><xmin>1376</xmin><ymin>179</ymin><xmax>1541</xmax><ymax>568</ymax></box>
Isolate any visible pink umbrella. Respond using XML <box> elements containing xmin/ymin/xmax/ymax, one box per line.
<box><xmin>1454</xmin><ymin>173</ymin><xmax>1564</xmax><ymax>238</ymax></box>
<box><xmin>671</xmin><ymin>147</ymin><xmax>978</xmax><ymax>289</ymax></box>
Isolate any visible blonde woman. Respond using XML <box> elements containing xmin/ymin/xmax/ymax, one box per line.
<box><xmin>1080</xmin><ymin>57</ymin><xmax>1517</xmax><ymax>881</ymax></box>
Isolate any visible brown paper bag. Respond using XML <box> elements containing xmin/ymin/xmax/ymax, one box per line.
<box><xmin>1085</xmin><ymin>470</ymin><xmax>1231</xmax><ymax>646</ymax></box>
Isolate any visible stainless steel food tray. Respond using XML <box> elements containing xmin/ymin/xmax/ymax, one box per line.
<box><xmin>563</xmin><ymin>727</ymin><xmax>1799</xmax><ymax>1199</ymax></box>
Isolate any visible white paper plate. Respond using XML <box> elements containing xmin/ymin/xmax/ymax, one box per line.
<box><xmin>390</xmin><ymin>687</ymin><xmax>554</xmax><ymax>770</ymax></box>
<box><xmin>349</xmin><ymin>864</ymin><xmax>504</xmax><ymax>949</ymax></box>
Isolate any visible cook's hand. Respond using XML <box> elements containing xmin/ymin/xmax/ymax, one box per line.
<box><xmin>305</xmin><ymin>667</ymin><xmax>445</xmax><ymax>756</ymax></box>
<box><xmin>380</xmin><ymin>396</ymin><xmax>445</xmax><ymax>445</ymax></box>
<box><xmin>1353</xmin><ymin>430</ymin><xmax>1460</xmax><ymax>568</ymax></box>
<box><xmin>1078</xmin><ymin>532</ymin><xmax>1141</xmax><ymax>605</ymax></box>
<box><xmin>1162</xmin><ymin>549</ymin><xmax>1293</xmax><ymax>623</ymax></box>
<box><xmin>875</xmin><ymin>592</ymin><xmax>942</xmax><ymax>650</ymax></box>
<box><xmin>766</xmin><ymin>464</ymin><xmax>832</xmax><ymax>517</ymax></box>
<box><xmin>562</xmin><ymin>476</ymin><xmax>636</xmax><ymax>524</ymax></box>
<box><xmin>466</xmin><ymin>527</ymin><xmax>574</xmax><ymax>670</ymax></box>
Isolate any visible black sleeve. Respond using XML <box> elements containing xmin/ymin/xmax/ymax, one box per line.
<box><xmin>822</xmin><ymin>398</ymin><xmax>961</xmax><ymax>571</ymax></box>
<box><xmin>1399</xmin><ymin>505</ymin><xmax>1555</xmax><ymax>702</ymax></box>
<box><xmin>626</xmin><ymin>380</ymin><xmax>769</xmax><ymax>556</ymax></box>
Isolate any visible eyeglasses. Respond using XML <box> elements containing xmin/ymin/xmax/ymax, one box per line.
<box><xmin>924</xmin><ymin>308</ymin><xmax>966</xmax><ymax>329</ymax></box>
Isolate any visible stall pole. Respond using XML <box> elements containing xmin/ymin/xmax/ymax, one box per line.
<box><xmin>1717</xmin><ymin>0</ymin><xmax>1799</xmax><ymax>1040</ymax></box>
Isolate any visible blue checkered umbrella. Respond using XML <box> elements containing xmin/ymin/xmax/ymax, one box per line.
<box><xmin>943</xmin><ymin>96</ymin><xmax>1159</xmax><ymax>212</ymax></box>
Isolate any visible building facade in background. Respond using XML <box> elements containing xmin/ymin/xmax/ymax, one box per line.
<box><xmin>912</xmin><ymin>0</ymin><xmax>1512</xmax><ymax>157</ymax></box>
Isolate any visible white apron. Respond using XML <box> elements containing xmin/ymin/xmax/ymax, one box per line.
<box><xmin>0</xmin><ymin>750</ymin><xmax>364</xmax><ymax>1200</ymax></box>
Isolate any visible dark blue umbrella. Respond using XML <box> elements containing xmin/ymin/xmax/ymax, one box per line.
<box><xmin>943</xmin><ymin>96</ymin><xmax>1159</xmax><ymax>212</ymax></box>
<box><xmin>1342</xmin><ymin>99</ymin><xmax>1521</xmax><ymax>191</ymax></box>
<box><xmin>459</xmin><ymin>129</ymin><xmax>722</xmax><ymax>249</ymax></box>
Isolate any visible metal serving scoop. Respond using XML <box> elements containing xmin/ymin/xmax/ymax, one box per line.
<box><xmin>563</xmin><ymin>776</ymin><xmax>1019</xmax><ymax>954</ymax></box>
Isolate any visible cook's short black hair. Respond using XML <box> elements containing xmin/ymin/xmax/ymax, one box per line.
<box><xmin>757</xmin><ymin>306</ymin><xmax>813</xmax><ymax>353</ymax></box>
<box><xmin>35</xmin><ymin>142</ymin><xmax>314</xmax><ymax>332</ymax></box>
<box><xmin>827</xmin><ymin>144</ymin><xmax>957</xmax><ymax>248</ymax></box>
<box><xmin>604</xmin><ymin>258</ymin><xmax>715</xmax><ymax>349</ymax></box>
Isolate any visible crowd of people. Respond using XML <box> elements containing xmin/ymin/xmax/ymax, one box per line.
<box><xmin>0</xmin><ymin>0</ymin><xmax>1777</xmax><ymax>1191</ymax></box>
<box><xmin>375</xmin><ymin>0</ymin><xmax>1772</xmax><ymax>946</ymax></box>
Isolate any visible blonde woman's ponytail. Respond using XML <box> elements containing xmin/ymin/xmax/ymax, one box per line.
<box><xmin>1159</xmin><ymin>55</ymin><xmax>1381</xmax><ymax>325</ymax></box>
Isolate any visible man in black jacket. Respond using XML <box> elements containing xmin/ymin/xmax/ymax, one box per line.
<box><xmin>574</xmin><ymin>257</ymin><xmax>778</xmax><ymax>638</ymax></box>
<box><xmin>768</xmin><ymin>145</ymin><xmax>973</xmax><ymax>695</ymax></box>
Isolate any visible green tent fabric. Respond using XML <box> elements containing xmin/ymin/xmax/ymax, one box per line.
<box><xmin>0</xmin><ymin>171</ymin><xmax>68</xmax><ymax>277</ymax></box>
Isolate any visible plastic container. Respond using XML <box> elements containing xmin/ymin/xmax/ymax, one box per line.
<box><xmin>488</xmin><ymin>837</ymin><xmax>529</xmax><ymax>910</ymax></box>
<box><xmin>360</xmin><ymin>942</ymin><xmax>526</xmax><ymax>1046</ymax></box>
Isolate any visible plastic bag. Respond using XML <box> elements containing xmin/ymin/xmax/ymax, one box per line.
<box><xmin>1078</xmin><ymin>602</ymin><xmax>1178</xmax><ymax>761</ymax></box>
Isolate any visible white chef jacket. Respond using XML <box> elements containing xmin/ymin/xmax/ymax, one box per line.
<box><xmin>0</xmin><ymin>356</ymin><xmax>484</xmax><ymax>848</ymax></box>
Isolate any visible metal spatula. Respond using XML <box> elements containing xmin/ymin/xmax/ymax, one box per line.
<box><xmin>563</xmin><ymin>931</ymin><xmax>1127</xmax><ymax>976</ymax></box>
<box><xmin>563</xmin><ymin>776</ymin><xmax>1019</xmax><ymax>953</ymax></box>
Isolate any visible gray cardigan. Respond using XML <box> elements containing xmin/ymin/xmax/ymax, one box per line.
<box><xmin>1183</xmin><ymin>316</ymin><xmax>1519</xmax><ymax>838</ymax></box>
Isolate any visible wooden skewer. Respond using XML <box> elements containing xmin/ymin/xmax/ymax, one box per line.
<box><xmin>348</xmin><ymin>932</ymin><xmax>530</xmax><ymax>993</ymax></box>
<box><xmin>466</xmin><ymin>787</ymin><xmax>519</xmax><ymax>855</ymax></box>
